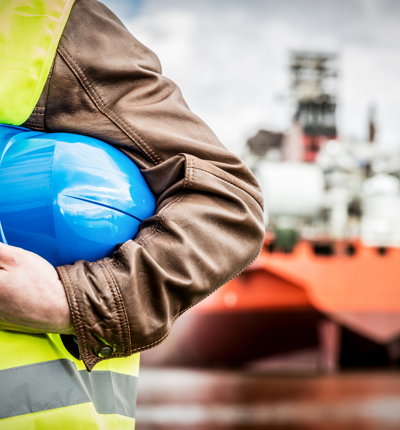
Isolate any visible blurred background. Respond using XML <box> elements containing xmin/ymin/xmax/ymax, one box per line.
<box><xmin>102</xmin><ymin>1</ymin><xmax>400</xmax><ymax>428</ymax></box>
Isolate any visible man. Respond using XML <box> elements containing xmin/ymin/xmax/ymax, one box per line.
<box><xmin>0</xmin><ymin>0</ymin><xmax>264</xmax><ymax>427</ymax></box>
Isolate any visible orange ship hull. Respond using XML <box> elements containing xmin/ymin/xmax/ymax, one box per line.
<box><xmin>141</xmin><ymin>239</ymin><xmax>400</xmax><ymax>368</ymax></box>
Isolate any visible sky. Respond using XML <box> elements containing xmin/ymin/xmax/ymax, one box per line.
<box><xmin>102</xmin><ymin>0</ymin><xmax>400</xmax><ymax>155</ymax></box>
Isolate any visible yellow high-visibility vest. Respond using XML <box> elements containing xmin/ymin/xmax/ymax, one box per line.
<box><xmin>0</xmin><ymin>0</ymin><xmax>74</xmax><ymax>125</ymax></box>
<box><xmin>0</xmin><ymin>331</ymin><xmax>139</xmax><ymax>429</ymax></box>
<box><xmin>0</xmin><ymin>2</ymin><xmax>139</xmax><ymax>428</ymax></box>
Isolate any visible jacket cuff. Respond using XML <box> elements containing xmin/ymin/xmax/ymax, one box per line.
<box><xmin>56</xmin><ymin>263</ymin><xmax>129</xmax><ymax>371</ymax></box>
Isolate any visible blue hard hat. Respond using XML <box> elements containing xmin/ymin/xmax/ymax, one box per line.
<box><xmin>0</xmin><ymin>125</ymin><xmax>155</xmax><ymax>266</ymax></box>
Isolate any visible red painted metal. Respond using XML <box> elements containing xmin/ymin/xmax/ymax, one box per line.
<box><xmin>195</xmin><ymin>238</ymin><xmax>400</xmax><ymax>342</ymax></box>
<box><xmin>141</xmin><ymin>237</ymin><xmax>400</xmax><ymax>367</ymax></box>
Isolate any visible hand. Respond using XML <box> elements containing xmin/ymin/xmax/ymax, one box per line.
<box><xmin>0</xmin><ymin>242</ymin><xmax>75</xmax><ymax>334</ymax></box>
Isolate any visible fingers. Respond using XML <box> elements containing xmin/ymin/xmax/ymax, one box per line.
<box><xmin>0</xmin><ymin>241</ymin><xmax>10</xmax><ymax>252</ymax></box>
<box><xmin>0</xmin><ymin>241</ymin><xmax>16</xmax><ymax>266</ymax></box>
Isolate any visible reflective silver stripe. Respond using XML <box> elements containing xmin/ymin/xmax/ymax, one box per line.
<box><xmin>0</xmin><ymin>359</ymin><xmax>137</xmax><ymax>420</ymax></box>
<box><xmin>79</xmin><ymin>369</ymin><xmax>137</xmax><ymax>417</ymax></box>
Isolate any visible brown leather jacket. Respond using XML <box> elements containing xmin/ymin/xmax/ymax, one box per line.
<box><xmin>23</xmin><ymin>0</ymin><xmax>265</xmax><ymax>371</ymax></box>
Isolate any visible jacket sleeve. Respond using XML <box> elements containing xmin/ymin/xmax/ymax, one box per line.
<box><xmin>24</xmin><ymin>0</ymin><xmax>265</xmax><ymax>371</ymax></box>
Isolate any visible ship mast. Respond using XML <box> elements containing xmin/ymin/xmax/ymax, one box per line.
<box><xmin>290</xmin><ymin>51</ymin><xmax>338</xmax><ymax>162</ymax></box>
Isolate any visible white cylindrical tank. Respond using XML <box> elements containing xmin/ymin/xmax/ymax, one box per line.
<box><xmin>255</xmin><ymin>161</ymin><xmax>325</xmax><ymax>218</ymax></box>
<box><xmin>361</xmin><ymin>174</ymin><xmax>400</xmax><ymax>247</ymax></box>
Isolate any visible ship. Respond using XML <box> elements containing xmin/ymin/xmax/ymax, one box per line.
<box><xmin>141</xmin><ymin>52</ymin><xmax>400</xmax><ymax>371</ymax></box>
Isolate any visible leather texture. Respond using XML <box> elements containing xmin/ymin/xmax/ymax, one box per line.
<box><xmin>22</xmin><ymin>0</ymin><xmax>265</xmax><ymax>371</ymax></box>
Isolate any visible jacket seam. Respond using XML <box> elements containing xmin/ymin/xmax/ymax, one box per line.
<box><xmin>97</xmin><ymin>261</ymin><xmax>132</xmax><ymax>354</ymax></box>
<box><xmin>192</xmin><ymin>166</ymin><xmax>263</xmax><ymax>210</ymax></box>
<box><xmin>23</xmin><ymin>121</ymin><xmax>42</xmax><ymax>125</ymax></box>
<box><xmin>93</xmin><ymin>262</ymin><xmax>126</xmax><ymax>356</ymax></box>
<box><xmin>183</xmin><ymin>156</ymin><xmax>191</xmax><ymax>188</ymax></box>
<box><xmin>190</xmin><ymin>157</ymin><xmax>195</xmax><ymax>187</ymax></box>
<box><xmin>57</xmin><ymin>44</ymin><xmax>162</xmax><ymax>165</ymax></box>
<box><xmin>56</xmin><ymin>266</ymin><xmax>92</xmax><ymax>365</ymax></box>
<box><xmin>23</xmin><ymin>124</ymin><xmax>43</xmax><ymax>130</ymax></box>
<box><xmin>160</xmin><ymin>192</ymin><xmax>187</xmax><ymax>224</ymax></box>
<box><xmin>117</xmin><ymin>240</ymin><xmax>134</xmax><ymax>255</ymax></box>
<box><xmin>140</xmin><ymin>229</ymin><xmax>161</xmax><ymax>248</ymax></box>
<box><xmin>120</xmin><ymin>287</ymin><xmax>226</xmax><ymax>353</ymax></box>
<box><xmin>114</xmin><ymin>156</ymin><xmax>193</xmax><ymax>258</ymax></box>
<box><xmin>117</xmin><ymin>191</ymin><xmax>187</xmax><ymax>258</ymax></box>
<box><xmin>42</xmin><ymin>59</ymin><xmax>56</xmax><ymax>130</ymax></box>
<box><xmin>138</xmin><ymin>207</ymin><xmax>164</xmax><ymax>245</ymax></box>
<box><xmin>130</xmin><ymin>293</ymin><xmax>202</xmax><ymax>352</ymax></box>
<box><xmin>137</xmin><ymin>227</ymin><xmax>159</xmax><ymax>246</ymax></box>
<box><xmin>138</xmin><ymin>191</ymin><xmax>187</xmax><ymax>248</ymax></box>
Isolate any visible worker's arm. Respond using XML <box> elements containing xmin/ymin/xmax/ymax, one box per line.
<box><xmin>20</xmin><ymin>0</ymin><xmax>265</xmax><ymax>371</ymax></box>
<box><xmin>0</xmin><ymin>242</ymin><xmax>74</xmax><ymax>334</ymax></box>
